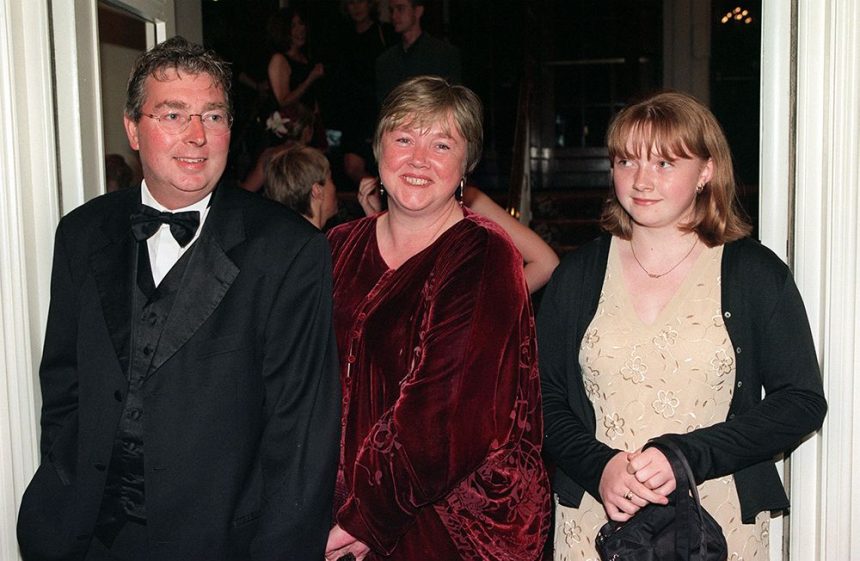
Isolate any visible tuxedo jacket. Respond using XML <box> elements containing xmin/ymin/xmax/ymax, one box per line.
<box><xmin>17</xmin><ymin>184</ymin><xmax>341</xmax><ymax>561</ymax></box>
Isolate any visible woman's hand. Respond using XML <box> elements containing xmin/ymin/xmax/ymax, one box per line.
<box><xmin>626</xmin><ymin>447</ymin><xmax>676</xmax><ymax>497</ymax></box>
<box><xmin>310</xmin><ymin>63</ymin><xmax>325</xmax><ymax>82</ymax></box>
<box><xmin>325</xmin><ymin>525</ymin><xmax>370</xmax><ymax>561</ymax></box>
<box><xmin>598</xmin><ymin>451</ymin><xmax>669</xmax><ymax>522</ymax></box>
<box><xmin>357</xmin><ymin>176</ymin><xmax>383</xmax><ymax>215</ymax></box>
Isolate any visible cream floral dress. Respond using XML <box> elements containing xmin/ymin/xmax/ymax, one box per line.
<box><xmin>553</xmin><ymin>238</ymin><xmax>770</xmax><ymax>561</ymax></box>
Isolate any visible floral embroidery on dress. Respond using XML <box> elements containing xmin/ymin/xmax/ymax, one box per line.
<box><xmin>562</xmin><ymin>518</ymin><xmax>583</xmax><ymax>547</ymax></box>
<box><xmin>584</xmin><ymin>377</ymin><xmax>600</xmax><ymax>400</ymax></box>
<box><xmin>711</xmin><ymin>348</ymin><xmax>735</xmax><ymax>377</ymax></box>
<box><xmin>620</xmin><ymin>354</ymin><xmax>647</xmax><ymax>383</ymax></box>
<box><xmin>686</xmin><ymin>422</ymin><xmax>704</xmax><ymax>433</ymax></box>
<box><xmin>652</xmin><ymin>390</ymin><xmax>680</xmax><ymax>418</ymax></box>
<box><xmin>652</xmin><ymin>326</ymin><xmax>678</xmax><ymax>350</ymax></box>
<box><xmin>583</xmin><ymin>328</ymin><xmax>600</xmax><ymax>349</ymax></box>
<box><xmin>603</xmin><ymin>412</ymin><xmax>625</xmax><ymax>439</ymax></box>
<box><xmin>358</xmin><ymin>412</ymin><xmax>402</xmax><ymax>485</ymax></box>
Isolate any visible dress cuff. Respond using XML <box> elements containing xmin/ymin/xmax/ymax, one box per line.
<box><xmin>336</xmin><ymin>495</ymin><xmax>397</xmax><ymax>556</ymax></box>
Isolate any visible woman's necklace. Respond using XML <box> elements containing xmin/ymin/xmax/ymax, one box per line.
<box><xmin>630</xmin><ymin>236</ymin><xmax>698</xmax><ymax>279</ymax></box>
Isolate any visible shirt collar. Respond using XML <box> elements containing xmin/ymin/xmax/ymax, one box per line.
<box><xmin>141</xmin><ymin>180</ymin><xmax>212</xmax><ymax>215</ymax></box>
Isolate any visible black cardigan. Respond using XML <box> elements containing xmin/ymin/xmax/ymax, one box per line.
<box><xmin>537</xmin><ymin>235</ymin><xmax>827</xmax><ymax>523</ymax></box>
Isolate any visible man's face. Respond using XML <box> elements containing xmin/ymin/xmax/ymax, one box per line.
<box><xmin>389</xmin><ymin>0</ymin><xmax>422</xmax><ymax>35</ymax></box>
<box><xmin>124</xmin><ymin>69</ymin><xmax>230</xmax><ymax>208</ymax></box>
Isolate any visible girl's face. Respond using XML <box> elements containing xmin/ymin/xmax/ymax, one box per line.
<box><xmin>612</xmin><ymin>142</ymin><xmax>713</xmax><ymax>232</ymax></box>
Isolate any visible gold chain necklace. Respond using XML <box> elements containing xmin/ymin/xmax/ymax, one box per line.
<box><xmin>630</xmin><ymin>237</ymin><xmax>698</xmax><ymax>279</ymax></box>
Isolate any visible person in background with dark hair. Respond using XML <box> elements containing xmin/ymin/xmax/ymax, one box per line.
<box><xmin>265</xmin><ymin>144</ymin><xmax>338</xmax><ymax>230</ymax></box>
<box><xmin>105</xmin><ymin>153</ymin><xmax>134</xmax><ymax>192</ymax></box>
<box><xmin>265</xmin><ymin>6</ymin><xmax>327</xmax><ymax>150</ymax></box>
<box><xmin>335</xmin><ymin>0</ymin><xmax>397</xmax><ymax>185</ymax></box>
<box><xmin>538</xmin><ymin>91</ymin><xmax>826</xmax><ymax>560</ymax></box>
<box><xmin>374</xmin><ymin>0</ymin><xmax>461</xmax><ymax>105</ymax></box>
<box><xmin>17</xmin><ymin>36</ymin><xmax>340</xmax><ymax>561</ymax></box>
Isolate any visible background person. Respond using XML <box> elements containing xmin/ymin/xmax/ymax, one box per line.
<box><xmin>334</xmin><ymin>0</ymin><xmax>397</xmax><ymax>185</ymax></box>
<box><xmin>538</xmin><ymin>90</ymin><xmax>827</xmax><ymax>560</ymax></box>
<box><xmin>17</xmin><ymin>36</ymin><xmax>340</xmax><ymax>561</ymax></box>
<box><xmin>324</xmin><ymin>75</ymin><xmax>550</xmax><ymax>561</ymax></box>
<box><xmin>264</xmin><ymin>6</ymin><xmax>326</xmax><ymax>149</ymax></box>
<box><xmin>375</xmin><ymin>0</ymin><xmax>461</xmax><ymax>105</ymax></box>
<box><xmin>105</xmin><ymin>153</ymin><xmax>135</xmax><ymax>192</ymax></box>
<box><xmin>264</xmin><ymin>144</ymin><xmax>339</xmax><ymax>230</ymax></box>
<box><xmin>240</xmin><ymin>101</ymin><xmax>315</xmax><ymax>192</ymax></box>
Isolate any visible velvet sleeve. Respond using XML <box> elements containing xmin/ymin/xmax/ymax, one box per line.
<box><xmin>250</xmin><ymin>233</ymin><xmax>341</xmax><ymax>560</ymax></box>
<box><xmin>337</xmin><ymin>230</ymin><xmax>530</xmax><ymax>554</ymax></box>
<box><xmin>537</xmin><ymin>254</ymin><xmax>619</xmax><ymax>501</ymax></box>
<box><xmin>662</xmin><ymin>251</ymin><xmax>827</xmax><ymax>482</ymax></box>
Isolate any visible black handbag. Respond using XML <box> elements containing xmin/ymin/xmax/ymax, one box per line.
<box><xmin>594</xmin><ymin>438</ymin><xmax>728</xmax><ymax>561</ymax></box>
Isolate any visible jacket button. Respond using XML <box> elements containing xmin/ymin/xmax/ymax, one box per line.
<box><xmin>728</xmin><ymin>413</ymin><xmax>736</xmax><ymax>420</ymax></box>
<box><xmin>735</xmin><ymin>346</ymin><xmax>742</xmax><ymax>354</ymax></box>
<box><xmin>114</xmin><ymin>390</ymin><xmax>123</xmax><ymax>401</ymax></box>
<box><xmin>143</xmin><ymin>345</ymin><xmax>152</xmax><ymax>356</ymax></box>
<box><xmin>724</xmin><ymin>311</ymin><xmax>731</xmax><ymax>318</ymax></box>
<box><xmin>737</xmin><ymin>381</ymin><xmax>743</xmax><ymax>388</ymax></box>
<box><xmin>94</xmin><ymin>463</ymin><xmax>106</xmax><ymax>471</ymax></box>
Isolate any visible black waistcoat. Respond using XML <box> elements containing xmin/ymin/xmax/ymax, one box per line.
<box><xmin>95</xmin><ymin>242</ymin><xmax>195</xmax><ymax>545</ymax></box>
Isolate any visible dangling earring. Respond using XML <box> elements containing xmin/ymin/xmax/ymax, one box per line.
<box><xmin>696</xmin><ymin>183</ymin><xmax>704</xmax><ymax>195</ymax></box>
<box><xmin>379</xmin><ymin>183</ymin><xmax>386</xmax><ymax>198</ymax></box>
<box><xmin>456</xmin><ymin>178</ymin><xmax>465</xmax><ymax>205</ymax></box>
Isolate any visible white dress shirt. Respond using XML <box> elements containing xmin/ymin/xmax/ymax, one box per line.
<box><xmin>140</xmin><ymin>181</ymin><xmax>212</xmax><ymax>286</ymax></box>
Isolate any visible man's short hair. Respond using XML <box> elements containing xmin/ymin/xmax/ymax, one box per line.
<box><xmin>125</xmin><ymin>36</ymin><xmax>232</xmax><ymax>121</ymax></box>
<box><xmin>264</xmin><ymin>145</ymin><xmax>330</xmax><ymax>217</ymax></box>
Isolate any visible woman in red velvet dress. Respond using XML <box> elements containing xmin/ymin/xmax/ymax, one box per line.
<box><xmin>324</xmin><ymin>75</ymin><xmax>551</xmax><ymax>561</ymax></box>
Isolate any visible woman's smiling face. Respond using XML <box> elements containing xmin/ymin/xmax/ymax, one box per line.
<box><xmin>377</xmin><ymin>114</ymin><xmax>467</xmax><ymax>216</ymax></box>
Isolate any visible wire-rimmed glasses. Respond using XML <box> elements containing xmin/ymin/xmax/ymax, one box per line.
<box><xmin>142</xmin><ymin>110</ymin><xmax>233</xmax><ymax>135</ymax></box>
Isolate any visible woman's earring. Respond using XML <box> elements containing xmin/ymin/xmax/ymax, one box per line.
<box><xmin>379</xmin><ymin>183</ymin><xmax>386</xmax><ymax>198</ymax></box>
<box><xmin>457</xmin><ymin>178</ymin><xmax>465</xmax><ymax>205</ymax></box>
<box><xmin>696</xmin><ymin>183</ymin><xmax>704</xmax><ymax>195</ymax></box>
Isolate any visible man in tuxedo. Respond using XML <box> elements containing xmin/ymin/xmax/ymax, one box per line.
<box><xmin>17</xmin><ymin>36</ymin><xmax>340</xmax><ymax>561</ymax></box>
<box><xmin>375</xmin><ymin>0</ymin><xmax>462</xmax><ymax>104</ymax></box>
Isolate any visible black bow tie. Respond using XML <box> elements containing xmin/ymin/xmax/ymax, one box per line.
<box><xmin>130</xmin><ymin>204</ymin><xmax>200</xmax><ymax>247</ymax></box>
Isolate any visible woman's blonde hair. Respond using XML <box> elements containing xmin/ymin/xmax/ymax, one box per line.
<box><xmin>602</xmin><ymin>90</ymin><xmax>751</xmax><ymax>245</ymax></box>
<box><xmin>373</xmin><ymin>75</ymin><xmax>484</xmax><ymax>174</ymax></box>
<box><xmin>265</xmin><ymin>145</ymin><xmax>330</xmax><ymax>218</ymax></box>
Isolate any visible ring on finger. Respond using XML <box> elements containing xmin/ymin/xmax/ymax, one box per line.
<box><xmin>624</xmin><ymin>490</ymin><xmax>633</xmax><ymax>501</ymax></box>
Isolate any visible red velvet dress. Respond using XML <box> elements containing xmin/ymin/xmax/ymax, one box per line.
<box><xmin>328</xmin><ymin>211</ymin><xmax>551</xmax><ymax>561</ymax></box>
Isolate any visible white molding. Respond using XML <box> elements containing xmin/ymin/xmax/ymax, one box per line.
<box><xmin>0</xmin><ymin>0</ymin><xmax>55</xmax><ymax>559</ymax></box>
<box><xmin>792</xmin><ymin>0</ymin><xmax>860</xmax><ymax>559</ymax></box>
<box><xmin>758</xmin><ymin>1</ymin><xmax>792</xmax><ymax>262</ymax></box>
<box><xmin>52</xmin><ymin>0</ymin><xmax>105</xmax><ymax>211</ymax></box>
<box><xmin>791</xmin><ymin>5</ymin><xmax>828</xmax><ymax>560</ymax></box>
<box><xmin>759</xmin><ymin>4</ymin><xmax>793</xmax><ymax>558</ymax></box>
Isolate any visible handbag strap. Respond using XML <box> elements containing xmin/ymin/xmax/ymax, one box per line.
<box><xmin>646</xmin><ymin>439</ymin><xmax>707</xmax><ymax>560</ymax></box>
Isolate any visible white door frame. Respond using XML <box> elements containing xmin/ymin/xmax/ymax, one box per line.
<box><xmin>760</xmin><ymin>1</ymin><xmax>860</xmax><ymax>559</ymax></box>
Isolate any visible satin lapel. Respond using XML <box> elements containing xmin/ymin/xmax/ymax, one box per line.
<box><xmin>146</xmin><ymin>187</ymin><xmax>243</xmax><ymax>377</ymax></box>
<box><xmin>90</xmin><ymin>189</ymin><xmax>141</xmax><ymax>373</ymax></box>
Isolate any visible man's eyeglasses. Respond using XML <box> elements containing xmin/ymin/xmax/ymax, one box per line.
<box><xmin>142</xmin><ymin>110</ymin><xmax>233</xmax><ymax>135</ymax></box>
